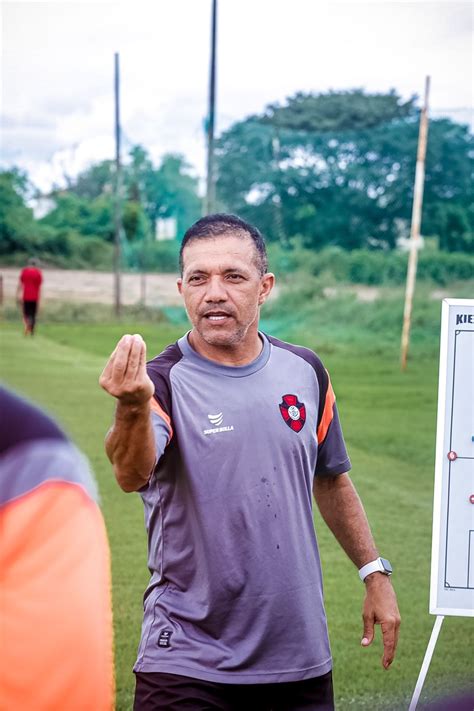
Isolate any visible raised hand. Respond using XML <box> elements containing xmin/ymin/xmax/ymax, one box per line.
<box><xmin>99</xmin><ymin>334</ymin><xmax>154</xmax><ymax>407</ymax></box>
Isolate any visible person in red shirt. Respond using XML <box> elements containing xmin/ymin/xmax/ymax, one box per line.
<box><xmin>16</xmin><ymin>258</ymin><xmax>43</xmax><ymax>335</ymax></box>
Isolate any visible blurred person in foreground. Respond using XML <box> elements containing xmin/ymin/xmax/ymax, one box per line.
<box><xmin>16</xmin><ymin>257</ymin><xmax>42</xmax><ymax>335</ymax></box>
<box><xmin>100</xmin><ymin>214</ymin><xmax>401</xmax><ymax>710</ymax></box>
<box><xmin>0</xmin><ymin>386</ymin><xmax>114</xmax><ymax>710</ymax></box>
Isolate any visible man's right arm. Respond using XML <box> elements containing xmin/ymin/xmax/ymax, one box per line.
<box><xmin>100</xmin><ymin>334</ymin><xmax>156</xmax><ymax>492</ymax></box>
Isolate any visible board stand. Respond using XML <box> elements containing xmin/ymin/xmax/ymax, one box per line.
<box><xmin>408</xmin><ymin>615</ymin><xmax>444</xmax><ymax>711</ymax></box>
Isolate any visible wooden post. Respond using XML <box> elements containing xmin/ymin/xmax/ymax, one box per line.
<box><xmin>401</xmin><ymin>76</ymin><xmax>430</xmax><ymax>370</ymax></box>
<box><xmin>113</xmin><ymin>52</ymin><xmax>122</xmax><ymax>318</ymax></box>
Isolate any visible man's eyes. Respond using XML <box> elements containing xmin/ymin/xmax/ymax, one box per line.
<box><xmin>187</xmin><ymin>273</ymin><xmax>245</xmax><ymax>283</ymax></box>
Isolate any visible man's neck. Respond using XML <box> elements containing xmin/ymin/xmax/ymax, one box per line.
<box><xmin>188</xmin><ymin>330</ymin><xmax>263</xmax><ymax>367</ymax></box>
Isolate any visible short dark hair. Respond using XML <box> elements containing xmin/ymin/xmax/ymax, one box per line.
<box><xmin>179</xmin><ymin>213</ymin><xmax>268</xmax><ymax>276</ymax></box>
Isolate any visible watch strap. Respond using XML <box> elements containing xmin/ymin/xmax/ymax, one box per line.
<box><xmin>359</xmin><ymin>557</ymin><xmax>392</xmax><ymax>582</ymax></box>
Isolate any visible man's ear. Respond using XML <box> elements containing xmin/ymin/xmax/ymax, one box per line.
<box><xmin>177</xmin><ymin>278</ymin><xmax>183</xmax><ymax>295</ymax></box>
<box><xmin>258</xmin><ymin>273</ymin><xmax>275</xmax><ymax>306</ymax></box>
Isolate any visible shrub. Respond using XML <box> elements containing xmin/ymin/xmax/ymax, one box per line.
<box><xmin>125</xmin><ymin>240</ymin><xmax>180</xmax><ymax>273</ymax></box>
<box><xmin>268</xmin><ymin>241</ymin><xmax>473</xmax><ymax>286</ymax></box>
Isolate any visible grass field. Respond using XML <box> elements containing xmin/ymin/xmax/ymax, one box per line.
<box><xmin>1</xmin><ymin>291</ymin><xmax>473</xmax><ymax>710</ymax></box>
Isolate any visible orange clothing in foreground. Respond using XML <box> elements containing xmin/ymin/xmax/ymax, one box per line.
<box><xmin>0</xmin><ymin>388</ymin><xmax>114</xmax><ymax>710</ymax></box>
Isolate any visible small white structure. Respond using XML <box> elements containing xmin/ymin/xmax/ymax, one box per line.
<box><xmin>29</xmin><ymin>197</ymin><xmax>56</xmax><ymax>219</ymax></box>
<box><xmin>397</xmin><ymin>234</ymin><xmax>425</xmax><ymax>252</ymax></box>
<box><xmin>155</xmin><ymin>217</ymin><xmax>177</xmax><ymax>241</ymax></box>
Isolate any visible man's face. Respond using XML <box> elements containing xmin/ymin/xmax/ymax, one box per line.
<box><xmin>177</xmin><ymin>233</ymin><xmax>274</xmax><ymax>349</ymax></box>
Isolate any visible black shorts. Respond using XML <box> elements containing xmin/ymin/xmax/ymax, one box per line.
<box><xmin>23</xmin><ymin>300</ymin><xmax>38</xmax><ymax>320</ymax></box>
<box><xmin>134</xmin><ymin>670</ymin><xmax>334</xmax><ymax>711</ymax></box>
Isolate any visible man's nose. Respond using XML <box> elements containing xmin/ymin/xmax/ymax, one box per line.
<box><xmin>204</xmin><ymin>276</ymin><xmax>227</xmax><ymax>302</ymax></box>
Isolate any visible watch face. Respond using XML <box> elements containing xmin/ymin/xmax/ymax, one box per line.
<box><xmin>380</xmin><ymin>558</ymin><xmax>393</xmax><ymax>574</ymax></box>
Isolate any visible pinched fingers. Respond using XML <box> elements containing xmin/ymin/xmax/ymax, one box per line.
<box><xmin>99</xmin><ymin>335</ymin><xmax>131</xmax><ymax>387</ymax></box>
<box><xmin>123</xmin><ymin>334</ymin><xmax>143</xmax><ymax>380</ymax></box>
<box><xmin>111</xmin><ymin>334</ymin><xmax>135</xmax><ymax>378</ymax></box>
<box><xmin>99</xmin><ymin>334</ymin><xmax>153</xmax><ymax>404</ymax></box>
<box><xmin>99</xmin><ymin>341</ymin><xmax>120</xmax><ymax>382</ymax></box>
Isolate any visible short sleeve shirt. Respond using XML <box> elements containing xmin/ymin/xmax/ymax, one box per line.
<box><xmin>20</xmin><ymin>267</ymin><xmax>42</xmax><ymax>301</ymax></box>
<box><xmin>134</xmin><ymin>333</ymin><xmax>351</xmax><ymax>684</ymax></box>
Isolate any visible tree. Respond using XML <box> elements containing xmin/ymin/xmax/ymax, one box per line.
<box><xmin>71</xmin><ymin>160</ymin><xmax>115</xmax><ymax>200</ymax></box>
<box><xmin>215</xmin><ymin>90</ymin><xmax>473</xmax><ymax>251</ymax></box>
<box><xmin>263</xmin><ymin>89</ymin><xmax>415</xmax><ymax>132</ymax></box>
<box><xmin>126</xmin><ymin>147</ymin><xmax>201</xmax><ymax>237</ymax></box>
<box><xmin>434</xmin><ymin>203</ymin><xmax>473</xmax><ymax>253</ymax></box>
<box><xmin>153</xmin><ymin>154</ymin><xmax>202</xmax><ymax>237</ymax></box>
<box><xmin>69</xmin><ymin>146</ymin><xmax>202</xmax><ymax>240</ymax></box>
<box><xmin>422</xmin><ymin>120</ymin><xmax>473</xmax><ymax>252</ymax></box>
<box><xmin>0</xmin><ymin>169</ymin><xmax>44</xmax><ymax>254</ymax></box>
<box><xmin>41</xmin><ymin>192</ymin><xmax>115</xmax><ymax>242</ymax></box>
<box><xmin>122</xmin><ymin>201</ymin><xmax>151</xmax><ymax>243</ymax></box>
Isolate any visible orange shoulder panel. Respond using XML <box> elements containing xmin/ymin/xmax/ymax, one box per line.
<box><xmin>150</xmin><ymin>396</ymin><xmax>173</xmax><ymax>442</ymax></box>
<box><xmin>316</xmin><ymin>372</ymin><xmax>336</xmax><ymax>445</ymax></box>
<box><xmin>0</xmin><ymin>481</ymin><xmax>114</xmax><ymax>711</ymax></box>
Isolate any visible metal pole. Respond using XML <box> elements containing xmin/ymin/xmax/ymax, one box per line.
<box><xmin>113</xmin><ymin>52</ymin><xmax>122</xmax><ymax>317</ymax></box>
<box><xmin>408</xmin><ymin>615</ymin><xmax>444</xmax><ymax>711</ymax></box>
<box><xmin>401</xmin><ymin>76</ymin><xmax>430</xmax><ymax>370</ymax></box>
<box><xmin>140</xmin><ymin>271</ymin><xmax>147</xmax><ymax>307</ymax></box>
<box><xmin>205</xmin><ymin>0</ymin><xmax>217</xmax><ymax>215</ymax></box>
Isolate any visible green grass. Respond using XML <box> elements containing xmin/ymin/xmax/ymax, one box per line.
<box><xmin>1</xmin><ymin>296</ymin><xmax>473</xmax><ymax>710</ymax></box>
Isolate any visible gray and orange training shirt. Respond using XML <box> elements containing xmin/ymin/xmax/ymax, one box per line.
<box><xmin>0</xmin><ymin>387</ymin><xmax>114</xmax><ymax>710</ymax></box>
<box><xmin>135</xmin><ymin>332</ymin><xmax>351</xmax><ymax>684</ymax></box>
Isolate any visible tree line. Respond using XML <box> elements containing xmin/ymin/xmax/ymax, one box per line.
<box><xmin>0</xmin><ymin>150</ymin><xmax>201</xmax><ymax>268</ymax></box>
<box><xmin>0</xmin><ymin>89</ymin><xmax>472</xmax><ymax>270</ymax></box>
<box><xmin>215</xmin><ymin>90</ymin><xmax>473</xmax><ymax>253</ymax></box>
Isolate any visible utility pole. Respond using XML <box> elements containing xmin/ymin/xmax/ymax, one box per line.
<box><xmin>271</xmin><ymin>133</ymin><xmax>287</xmax><ymax>245</ymax></box>
<box><xmin>401</xmin><ymin>76</ymin><xmax>430</xmax><ymax>370</ymax></box>
<box><xmin>205</xmin><ymin>0</ymin><xmax>217</xmax><ymax>215</ymax></box>
<box><xmin>113</xmin><ymin>51</ymin><xmax>122</xmax><ymax>317</ymax></box>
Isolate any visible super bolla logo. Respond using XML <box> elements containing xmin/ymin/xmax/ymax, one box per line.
<box><xmin>203</xmin><ymin>411</ymin><xmax>234</xmax><ymax>436</ymax></box>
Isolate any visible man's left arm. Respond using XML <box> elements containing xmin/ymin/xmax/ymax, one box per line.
<box><xmin>313</xmin><ymin>472</ymin><xmax>401</xmax><ymax>669</ymax></box>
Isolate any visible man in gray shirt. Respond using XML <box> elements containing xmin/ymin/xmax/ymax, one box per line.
<box><xmin>100</xmin><ymin>214</ymin><xmax>400</xmax><ymax>710</ymax></box>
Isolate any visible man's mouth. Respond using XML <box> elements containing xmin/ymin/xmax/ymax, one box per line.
<box><xmin>202</xmin><ymin>311</ymin><xmax>233</xmax><ymax>322</ymax></box>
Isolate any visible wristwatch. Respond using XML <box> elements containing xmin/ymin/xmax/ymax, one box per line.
<box><xmin>359</xmin><ymin>557</ymin><xmax>393</xmax><ymax>582</ymax></box>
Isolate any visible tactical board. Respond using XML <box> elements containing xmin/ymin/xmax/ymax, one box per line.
<box><xmin>430</xmin><ymin>299</ymin><xmax>474</xmax><ymax>616</ymax></box>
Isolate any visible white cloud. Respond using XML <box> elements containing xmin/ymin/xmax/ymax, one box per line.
<box><xmin>1</xmin><ymin>0</ymin><xmax>472</xmax><ymax>192</ymax></box>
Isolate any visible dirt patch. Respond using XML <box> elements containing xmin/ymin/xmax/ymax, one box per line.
<box><xmin>1</xmin><ymin>268</ymin><xmax>184</xmax><ymax>307</ymax></box>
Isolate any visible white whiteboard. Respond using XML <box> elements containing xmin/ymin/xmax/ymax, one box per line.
<box><xmin>430</xmin><ymin>299</ymin><xmax>474</xmax><ymax>616</ymax></box>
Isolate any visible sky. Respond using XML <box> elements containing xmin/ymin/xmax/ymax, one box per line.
<box><xmin>1</xmin><ymin>0</ymin><xmax>473</xmax><ymax>194</ymax></box>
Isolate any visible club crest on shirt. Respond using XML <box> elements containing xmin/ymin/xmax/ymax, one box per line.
<box><xmin>279</xmin><ymin>394</ymin><xmax>306</xmax><ymax>433</ymax></box>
